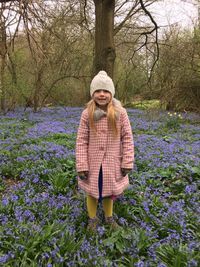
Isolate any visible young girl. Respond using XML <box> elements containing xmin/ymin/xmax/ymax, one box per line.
<box><xmin>76</xmin><ymin>70</ymin><xmax>134</xmax><ymax>231</ymax></box>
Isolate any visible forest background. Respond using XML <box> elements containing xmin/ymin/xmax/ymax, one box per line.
<box><xmin>0</xmin><ymin>2</ymin><xmax>200</xmax><ymax>265</ymax></box>
<box><xmin>0</xmin><ymin>0</ymin><xmax>200</xmax><ymax>113</ymax></box>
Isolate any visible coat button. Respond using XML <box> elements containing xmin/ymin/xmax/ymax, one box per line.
<box><xmin>99</xmin><ymin>146</ymin><xmax>104</xmax><ymax>151</ymax></box>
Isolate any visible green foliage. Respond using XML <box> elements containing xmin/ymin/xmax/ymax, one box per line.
<box><xmin>164</xmin><ymin>112</ymin><xmax>183</xmax><ymax>130</ymax></box>
<box><xmin>0</xmin><ymin>107</ymin><xmax>199</xmax><ymax>266</ymax></box>
<box><xmin>48</xmin><ymin>159</ymin><xmax>76</xmax><ymax>194</ymax></box>
<box><xmin>0</xmin><ymin>222</ymin><xmax>81</xmax><ymax>266</ymax></box>
<box><xmin>103</xmin><ymin>228</ymin><xmax>132</xmax><ymax>254</ymax></box>
<box><xmin>152</xmin><ymin>27</ymin><xmax>200</xmax><ymax>112</ymax></box>
<box><xmin>127</xmin><ymin>100</ymin><xmax>161</xmax><ymax>110</ymax></box>
<box><xmin>157</xmin><ymin>244</ymin><xmax>200</xmax><ymax>267</ymax></box>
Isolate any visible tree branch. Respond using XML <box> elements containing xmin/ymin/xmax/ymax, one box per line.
<box><xmin>139</xmin><ymin>0</ymin><xmax>159</xmax><ymax>81</ymax></box>
<box><xmin>114</xmin><ymin>1</ymin><xmax>139</xmax><ymax>35</ymax></box>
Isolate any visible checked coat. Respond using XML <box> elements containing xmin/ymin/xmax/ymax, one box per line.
<box><xmin>76</xmin><ymin>103</ymin><xmax>134</xmax><ymax>199</ymax></box>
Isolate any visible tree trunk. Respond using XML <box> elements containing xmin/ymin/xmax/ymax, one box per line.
<box><xmin>32</xmin><ymin>34</ymin><xmax>46</xmax><ymax>112</ymax></box>
<box><xmin>0</xmin><ymin>55</ymin><xmax>6</xmax><ymax>113</ymax></box>
<box><xmin>93</xmin><ymin>0</ymin><xmax>116</xmax><ymax>78</ymax></box>
<box><xmin>0</xmin><ymin>16</ymin><xmax>7</xmax><ymax>113</ymax></box>
<box><xmin>33</xmin><ymin>68</ymin><xmax>43</xmax><ymax>112</ymax></box>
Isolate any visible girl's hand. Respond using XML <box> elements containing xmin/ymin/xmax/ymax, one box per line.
<box><xmin>78</xmin><ymin>171</ymin><xmax>88</xmax><ymax>180</ymax></box>
<box><xmin>121</xmin><ymin>168</ymin><xmax>132</xmax><ymax>177</ymax></box>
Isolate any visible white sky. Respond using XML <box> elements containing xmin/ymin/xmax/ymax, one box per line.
<box><xmin>5</xmin><ymin>0</ymin><xmax>199</xmax><ymax>35</ymax></box>
<box><xmin>150</xmin><ymin>0</ymin><xmax>198</xmax><ymax>29</ymax></box>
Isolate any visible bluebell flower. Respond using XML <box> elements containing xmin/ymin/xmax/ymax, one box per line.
<box><xmin>0</xmin><ymin>254</ymin><xmax>9</xmax><ymax>264</ymax></box>
<box><xmin>188</xmin><ymin>259</ymin><xmax>198</xmax><ymax>267</ymax></box>
<box><xmin>2</xmin><ymin>197</ymin><xmax>9</xmax><ymax>206</ymax></box>
<box><xmin>185</xmin><ymin>184</ymin><xmax>197</xmax><ymax>194</ymax></box>
<box><xmin>0</xmin><ymin>215</ymin><xmax>8</xmax><ymax>225</ymax></box>
<box><xmin>97</xmin><ymin>226</ymin><xmax>105</xmax><ymax>236</ymax></box>
<box><xmin>119</xmin><ymin>217</ymin><xmax>128</xmax><ymax>226</ymax></box>
<box><xmin>158</xmin><ymin>263</ymin><xmax>167</xmax><ymax>267</ymax></box>
<box><xmin>10</xmin><ymin>194</ymin><xmax>19</xmax><ymax>202</ymax></box>
<box><xmin>17</xmin><ymin>245</ymin><xmax>25</xmax><ymax>252</ymax></box>
<box><xmin>142</xmin><ymin>201</ymin><xmax>150</xmax><ymax>213</ymax></box>
<box><xmin>33</xmin><ymin>176</ymin><xmax>39</xmax><ymax>183</ymax></box>
<box><xmin>135</xmin><ymin>260</ymin><xmax>145</xmax><ymax>267</ymax></box>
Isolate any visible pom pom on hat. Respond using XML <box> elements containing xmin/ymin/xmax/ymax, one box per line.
<box><xmin>90</xmin><ymin>70</ymin><xmax>115</xmax><ymax>97</ymax></box>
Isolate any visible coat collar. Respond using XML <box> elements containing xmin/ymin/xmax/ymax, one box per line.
<box><xmin>94</xmin><ymin>98</ymin><xmax>122</xmax><ymax>121</ymax></box>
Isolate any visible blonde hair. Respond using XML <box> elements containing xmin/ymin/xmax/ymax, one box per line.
<box><xmin>87</xmin><ymin>99</ymin><xmax>118</xmax><ymax>136</ymax></box>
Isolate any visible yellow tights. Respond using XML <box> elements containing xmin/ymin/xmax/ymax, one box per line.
<box><xmin>86</xmin><ymin>195</ymin><xmax>113</xmax><ymax>219</ymax></box>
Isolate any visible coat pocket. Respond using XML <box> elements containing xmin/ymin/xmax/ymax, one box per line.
<box><xmin>115</xmin><ymin>156</ymin><xmax>123</xmax><ymax>181</ymax></box>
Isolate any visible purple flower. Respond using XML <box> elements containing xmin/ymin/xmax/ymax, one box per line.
<box><xmin>33</xmin><ymin>176</ymin><xmax>39</xmax><ymax>183</ymax></box>
<box><xmin>0</xmin><ymin>215</ymin><xmax>8</xmax><ymax>225</ymax></box>
<box><xmin>0</xmin><ymin>255</ymin><xmax>9</xmax><ymax>264</ymax></box>
<box><xmin>2</xmin><ymin>197</ymin><xmax>9</xmax><ymax>206</ymax></box>
<box><xmin>119</xmin><ymin>217</ymin><xmax>128</xmax><ymax>226</ymax></box>
<box><xmin>188</xmin><ymin>259</ymin><xmax>198</xmax><ymax>267</ymax></box>
<box><xmin>0</xmin><ymin>252</ymin><xmax>14</xmax><ymax>264</ymax></box>
<box><xmin>0</xmin><ymin>107</ymin><xmax>199</xmax><ymax>266</ymax></box>
<box><xmin>185</xmin><ymin>184</ymin><xmax>197</xmax><ymax>194</ymax></box>
<box><xmin>10</xmin><ymin>194</ymin><xmax>19</xmax><ymax>202</ymax></box>
<box><xmin>129</xmin><ymin>199</ymin><xmax>136</xmax><ymax>205</ymax></box>
<box><xmin>135</xmin><ymin>261</ymin><xmax>145</xmax><ymax>267</ymax></box>
<box><xmin>142</xmin><ymin>201</ymin><xmax>150</xmax><ymax>213</ymax></box>
<box><xmin>97</xmin><ymin>226</ymin><xmax>105</xmax><ymax>236</ymax></box>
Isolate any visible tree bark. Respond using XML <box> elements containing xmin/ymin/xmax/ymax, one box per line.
<box><xmin>93</xmin><ymin>0</ymin><xmax>116</xmax><ymax>78</ymax></box>
<box><xmin>0</xmin><ymin>16</ymin><xmax>7</xmax><ymax>113</ymax></box>
<box><xmin>33</xmin><ymin>68</ymin><xmax>43</xmax><ymax>112</ymax></box>
<box><xmin>0</xmin><ymin>55</ymin><xmax>6</xmax><ymax>113</ymax></box>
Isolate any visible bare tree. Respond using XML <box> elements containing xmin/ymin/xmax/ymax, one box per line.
<box><xmin>1</xmin><ymin>0</ymin><xmax>71</xmax><ymax>111</ymax></box>
<box><xmin>91</xmin><ymin>0</ymin><xmax>158</xmax><ymax>78</ymax></box>
<box><xmin>0</xmin><ymin>0</ymin><xmax>21</xmax><ymax>112</ymax></box>
<box><xmin>1</xmin><ymin>0</ymin><xmax>159</xmax><ymax>109</ymax></box>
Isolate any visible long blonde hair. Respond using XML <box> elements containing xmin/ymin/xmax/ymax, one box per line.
<box><xmin>87</xmin><ymin>99</ymin><xmax>119</xmax><ymax>136</ymax></box>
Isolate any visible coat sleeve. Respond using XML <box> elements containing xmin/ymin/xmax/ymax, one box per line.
<box><xmin>75</xmin><ymin>109</ymin><xmax>89</xmax><ymax>172</ymax></box>
<box><xmin>120</xmin><ymin>108</ymin><xmax>134</xmax><ymax>169</ymax></box>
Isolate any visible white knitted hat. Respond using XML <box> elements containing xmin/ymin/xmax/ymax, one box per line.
<box><xmin>90</xmin><ymin>70</ymin><xmax>115</xmax><ymax>97</ymax></box>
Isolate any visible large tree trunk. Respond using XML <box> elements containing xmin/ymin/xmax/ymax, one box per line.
<box><xmin>93</xmin><ymin>0</ymin><xmax>116</xmax><ymax>78</ymax></box>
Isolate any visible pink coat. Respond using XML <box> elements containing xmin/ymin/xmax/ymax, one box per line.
<box><xmin>75</xmin><ymin>105</ymin><xmax>134</xmax><ymax>199</ymax></box>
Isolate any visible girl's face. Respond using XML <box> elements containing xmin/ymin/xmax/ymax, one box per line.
<box><xmin>93</xmin><ymin>89</ymin><xmax>112</xmax><ymax>109</ymax></box>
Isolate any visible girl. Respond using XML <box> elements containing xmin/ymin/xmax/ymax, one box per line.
<box><xmin>76</xmin><ymin>71</ymin><xmax>134</xmax><ymax>231</ymax></box>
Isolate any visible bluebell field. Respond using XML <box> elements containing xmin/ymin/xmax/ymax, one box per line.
<box><xmin>0</xmin><ymin>107</ymin><xmax>199</xmax><ymax>267</ymax></box>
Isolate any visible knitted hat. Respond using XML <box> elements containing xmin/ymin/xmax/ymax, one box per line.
<box><xmin>90</xmin><ymin>70</ymin><xmax>115</xmax><ymax>97</ymax></box>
